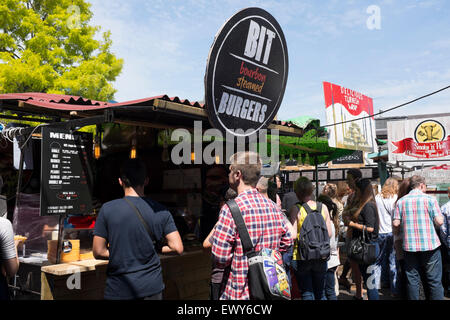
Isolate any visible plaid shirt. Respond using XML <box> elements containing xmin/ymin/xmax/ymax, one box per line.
<box><xmin>440</xmin><ymin>200</ymin><xmax>450</xmax><ymax>248</ymax></box>
<box><xmin>211</xmin><ymin>188</ymin><xmax>292</xmax><ymax>300</ymax></box>
<box><xmin>393</xmin><ymin>189</ymin><xmax>443</xmax><ymax>252</ymax></box>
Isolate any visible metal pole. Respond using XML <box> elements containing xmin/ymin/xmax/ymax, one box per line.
<box><xmin>315</xmin><ymin>156</ymin><xmax>319</xmax><ymax>200</ymax></box>
<box><xmin>55</xmin><ymin>214</ymin><xmax>66</xmax><ymax>264</ymax></box>
<box><xmin>14</xmin><ymin>139</ymin><xmax>26</xmax><ymax>214</ymax></box>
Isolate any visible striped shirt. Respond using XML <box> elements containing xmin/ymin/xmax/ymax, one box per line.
<box><xmin>211</xmin><ymin>188</ymin><xmax>292</xmax><ymax>300</ymax></box>
<box><xmin>393</xmin><ymin>189</ymin><xmax>443</xmax><ymax>252</ymax></box>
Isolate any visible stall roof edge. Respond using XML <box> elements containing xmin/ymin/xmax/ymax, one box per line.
<box><xmin>0</xmin><ymin>92</ymin><xmax>306</xmax><ymax>136</ymax></box>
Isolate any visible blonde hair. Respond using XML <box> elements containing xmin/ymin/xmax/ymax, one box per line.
<box><xmin>229</xmin><ymin>151</ymin><xmax>262</xmax><ymax>187</ymax></box>
<box><xmin>381</xmin><ymin>178</ymin><xmax>399</xmax><ymax>198</ymax></box>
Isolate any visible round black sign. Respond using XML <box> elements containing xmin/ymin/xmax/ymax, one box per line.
<box><xmin>205</xmin><ymin>7</ymin><xmax>289</xmax><ymax>137</ymax></box>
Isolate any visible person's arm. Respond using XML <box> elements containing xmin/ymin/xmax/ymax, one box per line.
<box><xmin>279</xmin><ymin>216</ymin><xmax>294</xmax><ymax>253</ymax></box>
<box><xmin>203</xmin><ymin>224</ymin><xmax>218</xmax><ymax>249</ymax></box>
<box><xmin>161</xmin><ymin>230</ymin><xmax>183</xmax><ymax>254</ymax></box>
<box><xmin>348</xmin><ymin>203</ymin><xmax>376</xmax><ymax>233</ymax></box>
<box><xmin>288</xmin><ymin>205</ymin><xmax>299</xmax><ymax>239</ymax></box>
<box><xmin>211</xmin><ymin>207</ymin><xmax>235</xmax><ymax>269</ymax></box>
<box><xmin>430</xmin><ymin>198</ymin><xmax>444</xmax><ymax>227</ymax></box>
<box><xmin>392</xmin><ymin>201</ymin><xmax>402</xmax><ymax>234</ymax></box>
<box><xmin>1</xmin><ymin>220</ymin><xmax>19</xmax><ymax>277</ymax></box>
<box><xmin>322</xmin><ymin>205</ymin><xmax>333</xmax><ymax>237</ymax></box>
<box><xmin>92</xmin><ymin>236</ymin><xmax>109</xmax><ymax>260</ymax></box>
<box><xmin>2</xmin><ymin>239</ymin><xmax>21</xmax><ymax>278</ymax></box>
<box><xmin>92</xmin><ymin>206</ymin><xmax>109</xmax><ymax>260</ymax></box>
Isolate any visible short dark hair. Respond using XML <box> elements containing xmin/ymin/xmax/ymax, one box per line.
<box><xmin>294</xmin><ymin>177</ymin><xmax>314</xmax><ymax>199</ymax></box>
<box><xmin>347</xmin><ymin>168</ymin><xmax>362</xmax><ymax>180</ymax></box>
<box><xmin>120</xmin><ymin>158</ymin><xmax>147</xmax><ymax>188</ymax></box>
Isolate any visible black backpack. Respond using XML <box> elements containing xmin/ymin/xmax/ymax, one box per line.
<box><xmin>297</xmin><ymin>202</ymin><xmax>330</xmax><ymax>261</ymax></box>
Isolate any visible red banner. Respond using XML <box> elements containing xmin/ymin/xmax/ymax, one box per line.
<box><xmin>431</xmin><ymin>164</ymin><xmax>450</xmax><ymax>170</ymax></box>
<box><xmin>392</xmin><ymin>135</ymin><xmax>450</xmax><ymax>159</ymax></box>
<box><xmin>323</xmin><ymin>82</ymin><xmax>374</xmax><ymax>118</ymax></box>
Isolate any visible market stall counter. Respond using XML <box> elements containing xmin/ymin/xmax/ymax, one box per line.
<box><xmin>40</xmin><ymin>246</ymin><xmax>212</xmax><ymax>300</ymax></box>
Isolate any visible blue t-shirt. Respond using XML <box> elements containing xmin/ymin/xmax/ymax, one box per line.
<box><xmin>94</xmin><ymin>196</ymin><xmax>177</xmax><ymax>300</ymax></box>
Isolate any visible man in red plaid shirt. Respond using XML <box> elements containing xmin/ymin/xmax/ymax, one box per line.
<box><xmin>211</xmin><ymin>151</ymin><xmax>293</xmax><ymax>300</ymax></box>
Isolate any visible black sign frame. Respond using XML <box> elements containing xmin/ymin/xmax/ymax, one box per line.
<box><xmin>40</xmin><ymin>127</ymin><xmax>94</xmax><ymax>216</ymax></box>
<box><xmin>205</xmin><ymin>7</ymin><xmax>289</xmax><ymax>137</ymax></box>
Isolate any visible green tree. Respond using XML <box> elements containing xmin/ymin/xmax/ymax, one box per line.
<box><xmin>0</xmin><ymin>0</ymin><xmax>123</xmax><ymax>101</ymax></box>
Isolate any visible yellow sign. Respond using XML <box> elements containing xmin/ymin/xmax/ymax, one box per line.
<box><xmin>414</xmin><ymin>120</ymin><xmax>446</xmax><ymax>143</ymax></box>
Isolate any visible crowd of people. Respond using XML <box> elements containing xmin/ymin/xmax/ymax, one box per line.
<box><xmin>204</xmin><ymin>153</ymin><xmax>450</xmax><ymax>300</ymax></box>
<box><xmin>1</xmin><ymin>152</ymin><xmax>449</xmax><ymax>301</ymax></box>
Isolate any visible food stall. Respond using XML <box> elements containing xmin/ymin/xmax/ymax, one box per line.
<box><xmin>0</xmin><ymin>92</ymin><xmax>306</xmax><ymax>300</ymax></box>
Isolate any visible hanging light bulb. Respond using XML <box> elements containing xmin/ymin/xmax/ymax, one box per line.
<box><xmin>130</xmin><ymin>137</ymin><xmax>137</xmax><ymax>159</ymax></box>
<box><xmin>94</xmin><ymin>125</ymin><xmax>101</xmax><ymax>159</ymax></box>
<box><xmin>94</xmin><ymin>135</ymin><xmax>101</xmax><ymax>160</ymax></box>
<box><xmin>215</xmin><ymin>155</ymin><xmax>220</xmax><ymax>164</ymax></box>
<box><xmin>130</xmin><ymin>127</ymin><xmax>137</xmax><ymax>159</ymax></box>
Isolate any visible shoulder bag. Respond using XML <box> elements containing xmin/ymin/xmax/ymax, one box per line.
<box><xmin>347</xmin><ymin>226</ymin><xmax>377</xmax><ymax>265</ymax></box>
<box><xmin>227</xmin><ymin>200</ymin><xmax>291</xmax><ymax>300</ymax></box>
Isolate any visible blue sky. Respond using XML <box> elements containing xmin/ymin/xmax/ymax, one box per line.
<box><xmin>90</xmin><ymin>0</ymin><xmax>450</xmax><ymax>125</ymax></box>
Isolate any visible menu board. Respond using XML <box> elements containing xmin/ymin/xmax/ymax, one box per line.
<box><xmin>301</xmin><ymin>171</ymin><xmax>314</xmax><ymax>180</ymax></box>
<box><xmin>288</xmin><ymin>172</ymin><xmax>300</xmax><ymax>182</ymax></box>
<box><xmin>318</xmin><ymin>171</ymin><xmax>328</xmax><ymax>181</ymax></box>
<box><xmin>40</xmin><ymin>127</ymin><xmax>93</xmax><ymax>216</ymax></box>
<box><xmin>330</xmin><ymin>170</ymin><xmax>344</xmax><ymax>180</ymax></box>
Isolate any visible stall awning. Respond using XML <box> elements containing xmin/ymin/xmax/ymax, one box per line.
<box><xmin>0</xmin><ymin>93</ymin><xmax>306</xmax><ymax>137</ymax></box>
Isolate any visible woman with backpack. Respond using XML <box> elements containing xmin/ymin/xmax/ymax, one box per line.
<box><xmin>344</xmin><ymin>178</ymin><xmax>380</xmax><ymax>300</ymax></box>
<box><xmin>289</xmin><ymin>177</ymin><xmax>333</xmax><ymax>300</ymax></box>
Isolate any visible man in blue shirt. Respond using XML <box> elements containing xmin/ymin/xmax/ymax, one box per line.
<box><xmin>93</xmin><ymin>158</ymin><xmax>183</xmax><ymax>300</ymax></box>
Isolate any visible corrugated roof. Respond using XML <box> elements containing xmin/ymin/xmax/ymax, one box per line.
<box><xmin>0</xmin><ymin>92</ymin><xmax>108</xmax><ymax>106</ymax></box>
<box><xmin>0</xmin><ymin>92</ymin><xmax>304</xmax><ymax>133</ymax></box>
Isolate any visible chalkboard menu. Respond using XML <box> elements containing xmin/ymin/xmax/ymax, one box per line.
<box><xmin>40</xmin><ymin>127</ymin><xmax>94</xmax><ymax>216</ymax></box>
<box><xmin>332</xmin><ymin>150</ymin><xmax>364</xmax><ymax>165</ymax></box>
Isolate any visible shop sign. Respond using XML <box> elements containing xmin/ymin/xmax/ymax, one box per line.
<box><xmin>40</xmin><ymin>127</ymin><xmax>93</xmax><ymax>216</ymax></box>
<box><xmin>323</xmin><ymin>82</ymin><xmax>377</xmax><ymax>153</ymax></box>
<box><xmin>388</xmin><ymin>115</ymin><xmax>450</xmax><ymax>165</ymax></box>
<box><xmin>205</xmin><ymin>7</ymin><xmax>289</xmax><ymax>137</ymax></box>
<box><xmin>331</xmin><ymin>150</ymin><xmax>364</xmax><ymax>165</ymax></box>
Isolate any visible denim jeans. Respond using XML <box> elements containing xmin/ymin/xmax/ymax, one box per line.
<box><xmin>404</xmin><ymin>248</ymin><xmax>444</xmax><ymax>300</ymax></box>
<box><xmin>375</xmin><ymin>233</ymin><xmax>398</xmax><ymax>294</ymax></box>
<box><xmin>358</xmin><ymin>240</ymin><xmax>380</xmax><ymax>300</ymax></box>
<box><xmin>292</xmin><ymin>260</ymin><xmax>327</xmax><ymax>300</ymax></box>
<box><xmin>282</xmin><ymin>246</ymin><xmax>294</xmax><ymax>288</ymax></box>
<box><xmin>323</xmin><ymin>266</ymin><xmax>338</xmax><ymax>300</ymax></box>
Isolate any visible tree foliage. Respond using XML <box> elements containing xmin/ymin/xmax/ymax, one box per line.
<box><xmin>0</xmin><ymin>0</ymin><xmax>123</xmax><ymax>101</ymax></box>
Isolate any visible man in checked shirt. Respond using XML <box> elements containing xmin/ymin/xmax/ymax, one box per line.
<box><xmin>211</xmin><ymin>151</ymin><xmax>293</xmax><ymax>300</ymax></box>
<box><xmin>393</xmin><ymin>175</ymin><xmax>445</xmax><ymax>300</ymax></box>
